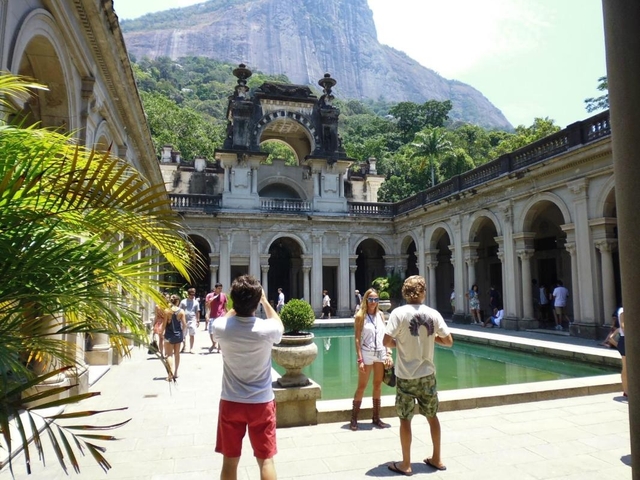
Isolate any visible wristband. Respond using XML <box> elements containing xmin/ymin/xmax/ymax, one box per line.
<box><xmin>357</xmin><ymin>358</ymin><xmax>363</xmax><ymax>364</ymax></box>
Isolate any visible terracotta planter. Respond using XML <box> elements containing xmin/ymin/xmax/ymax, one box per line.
<box><xmin>272</xmin><ymin>332</ymin><xmax>318</xmax><ymax>387</ymax></box>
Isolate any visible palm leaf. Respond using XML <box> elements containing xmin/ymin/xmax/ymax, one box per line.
<box><xmin>0</xmin><ymin>74</ymin><xmax>194</xmax><ymax>475</ymax></box>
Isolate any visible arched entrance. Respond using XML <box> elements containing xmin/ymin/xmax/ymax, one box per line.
<box><xmin>268</xmin><ymin>237</ymin><xmax>303</xmax><ymax>305</ymax></box>
<box><xmin>470</xmin><ymin>217</ymin><xmax>501</xmax><ymax>314</ymax></box>
<box><xmin>355</xmin><ymin>239</ymin><xmax>386</xmax><ymax>292</ymax></box>
<box><xmin>16</xmin><ymin>35</ymin><xmax>70</xmax><ymax>130</ymax></box>
<box><xmin>402</xmin><ymin>236</ymin><xmax>419</xmax><ymax>278</ymax></box>
<box><xmin>431</xmin><ymin>228</ymin><xmax>454</xmax><ymax>314</ymax></box>
<box><xmin>524</xmin><ymin>200</ymin><xmax>572</xmax><ymax>323</ymax></box>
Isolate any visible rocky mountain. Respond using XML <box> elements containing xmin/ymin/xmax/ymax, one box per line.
<box><xmin>119</xmin><ymin>0</ymin><xmax>512</xmax><ymax>130</ymax></box>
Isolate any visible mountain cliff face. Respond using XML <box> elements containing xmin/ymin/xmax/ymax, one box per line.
<box><xmin>120</xmin><ymin>0</ymin><xmax>512</xmax><ymax>130</ymax></box>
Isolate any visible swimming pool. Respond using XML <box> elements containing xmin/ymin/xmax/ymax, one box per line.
<box><xmin>272</xmin><ymin>327</ymin><xmax>617</xmax><ymax>400</ymax></box>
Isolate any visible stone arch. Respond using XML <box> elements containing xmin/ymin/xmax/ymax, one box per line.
<box><xmin>400</xmin><ymin>233</ymin><xmax>419</xmax><ymax>278</ymax></box>
<box><xmin>257</xmin><ymin>176</ymin><xmax>308</xmax><ymax>200</ymax></box>
<box><xmin>267</xmin><ymin>236</ymin><xmax>305</xmax><ymax>302</ymax></box>
<box><xmin>351</xmin><ymin>234</ymin><xmax>392</xmax><ymax>257</ymax></box>
<box><xmin>10</xmin><ymin>9</ymin><xmax>77</xmax><ymax>131</ymax></box>
<box><xmin>597</xmin><ymin>175</ymin><xmax>617</xmax><ymax>218</ymax></box>
<box><xmin>428</xmin><ymin>225</ymin><xmax>454</xmax><ymax>313</ymax></box>
<box><xmin>467</xmin><ymin>211</ymin><xmax>502</xmax><ymax>308</ymax></box>
<box><xmin>262</xmin><ymin>232</ymin><xmax>307</xmax><ymax>256</ymax></box>
<box><xmin>518</xmin><ymin>192</ymin><xmax>572</xmax><ymax>233</ymax></box>
<box><xmin>427</xmin><ymin>222</ymin><xmax>454</xmax><ymax>250</ymax></box>
<box><xmin>253</xmin><ymin>110</ymin><xmax>316</xmax><ymax>163</ymax></box>
<box><xmin>354</xmin><ymin>237</ymin><xmax>388</xmax><ymax>293</ymax></box>
<box><xmin>93</xmin><ymin>120</ymin><xmax>115</xmax><ymax>154</ymax></box>
<box><xmin>467</xmin><ymin>209</ymin><xmax>502</xmax><ymax>242</ymax></box>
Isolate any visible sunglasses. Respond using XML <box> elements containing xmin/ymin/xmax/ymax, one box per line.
<box><xmin>367</xmin><ymin>297</ymin><xmax>379</xmax><ymax>303</ymax></box>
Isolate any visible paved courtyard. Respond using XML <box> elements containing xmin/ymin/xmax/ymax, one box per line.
<box><xmin>0</xmin><ymin>325</ymin><xmax>632</xmax><ymax>479</ymax></box>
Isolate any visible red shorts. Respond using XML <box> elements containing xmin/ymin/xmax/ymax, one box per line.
<box><xmin>215</xmin><ymin>399</ymin><xmax>277</xmax><ymax>459</ymax></box>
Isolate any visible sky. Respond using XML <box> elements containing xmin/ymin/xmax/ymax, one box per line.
<box><xmin>112</xmin><ymin>0</ymin><xmax>607</xmax><ymax>129</ymax></box>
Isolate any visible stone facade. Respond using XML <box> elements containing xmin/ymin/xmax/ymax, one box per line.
<box><xmin>164</xmin><ymin>70</ymin><xmax>618</xmax><ymax>340</ymax></box>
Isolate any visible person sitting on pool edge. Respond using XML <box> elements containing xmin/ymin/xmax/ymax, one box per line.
<box><xmin>483</xmin><ymin>306</ymin><xmax>504</xmax><ymax>328</ymax></box>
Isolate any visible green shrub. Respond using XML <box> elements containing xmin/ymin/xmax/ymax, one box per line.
<box><xmin>379</xmin><ymin>291</ymin><xmax>390</xmax><ymax>301</ymax></box>
<box><xmin>372</xmin><ymin>273</ymin><xmax>403</xmax><ymax>300</ymax></box>
<box><xmin>279</xmin><ymin>299</ymin><xmax>315</xmax><ymax>334</ymax></box>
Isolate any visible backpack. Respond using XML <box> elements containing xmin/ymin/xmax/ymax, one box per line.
<box><xmin>164</xmin><ymin>311</ymin><xmax>184</xmax><ymax>344</ymax></box>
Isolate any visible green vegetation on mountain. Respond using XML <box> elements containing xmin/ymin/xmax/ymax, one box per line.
<box><xmin>132</xmin><ymin>56</ymin><xmax>561</xmax><ymax>202</ymax></box>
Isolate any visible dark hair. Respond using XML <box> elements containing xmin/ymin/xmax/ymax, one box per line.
<box><xmin>170</xmin><ymin>294</ymin><xmax>181</xmax><ymax>306</ymax></box>
<box><xmin>557</xmin><ymin>280</ymin><xmax>564</xmax><ymax>286</ymax></box>
<box><xmin>230</xmin><ymin>275</ymin><xmax>262</xmax><ymax>316</ymax></box>
<box><xmin>214</xmin><ymin>283</ymin><xmax>222</xmax><ymax>289</ymax></box>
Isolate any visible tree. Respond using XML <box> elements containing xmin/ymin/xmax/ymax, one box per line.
<box><xmin>410</xmin><ymin>128</ymin><xmax>453</xmax><ymax>187</ymax></box>
<box><xmin>584</xmin><ymin>76</ymin><xmax>609</xmax><ymax>113</ymax></box>
<box><xmin>388</xmin><ymin>99</ymin><xmax>452</xmax><ymax>141</ymax></box>
<box><xmin>0</xmin><ymin>74</ymin><xmax>197</xmax><ymax>475</ymax></box>
<box><xmin>489</xmin><ymin>117</ymin><xmax>560</xmax><ymax>158</ymax></box>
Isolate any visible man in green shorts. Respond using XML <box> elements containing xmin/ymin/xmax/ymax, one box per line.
<box><xmin>384</xmin><ymin>275</ymin><xmax>453</xmax><ymax>475</ymax></box>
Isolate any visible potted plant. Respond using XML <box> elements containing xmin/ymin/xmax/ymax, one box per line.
<box><xmin>271</xmin><ymin>299</ymin><xmax>318</xmax><ymax>387</ymax></box>
<box><xmin>378</xmin><ymin>291</ymin><xmax>392</xmax><ymax>313</ymax></box>
<box><xmin>372</xmin><ymin>273</ymin><xmax>402</xmax><ymax>312</ymax></box>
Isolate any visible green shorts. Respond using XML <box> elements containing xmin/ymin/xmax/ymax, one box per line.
<box><xmin>395</xmin><ymin>374</ymin><xmax>439</xmax><ymax>420</ymax></box>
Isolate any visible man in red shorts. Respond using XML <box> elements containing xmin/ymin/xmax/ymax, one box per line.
<box><xmin>212</xmin><ymin>275</ymin><xmax>283</xmax><ymax>480</ymax></box>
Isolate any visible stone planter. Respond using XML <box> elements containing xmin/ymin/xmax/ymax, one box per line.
<box><xmin>272</xmin><ymin>333</ymin><xmax>318</xmax><ymax>387</ymax></box>
<box><xmin>378</xmin><ymin>300</ymin><xmax>392</xmax><ymax>313</ymax></box>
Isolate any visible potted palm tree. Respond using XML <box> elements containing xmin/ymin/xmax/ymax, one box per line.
<box><xmin>271</xmin><ymin>299</ymin><xmax>317</xmax><ymax>387</ymax></box>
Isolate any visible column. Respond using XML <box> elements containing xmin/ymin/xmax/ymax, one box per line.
<box><xmin>596</xmin><ymin>240</ymin><xmax>617</xmax><ymax>322</ymax></box>
<box><xmin>418</xmin><ymin>227</ymin><xmax>427</xmax><ymax>277</ymax></box>
<box><xmin>311</xmin><ymin>232</ymin><xmax>323</xmax><ymax>313</ymax></box>
<box><xmin>261</xmin><ymin>264</ymin><xmax>269</xmax><ymax>295</ymax></box>
<box><xmin>338</xmin><ymin>233</ymin><xmax>350</xmax><ymax>314</ymax></box>
<box><xmin>302</xmin><ymin>266</ymin><xmax>311</xmax><ymax>303</ymax></box>
<box><xmin>498</xmin><ymin>202</ymin><xmax>518</xmax><ymax>318</ymax></box>
<box><xmin>565</xmin><ymin>242</ymin><xmax>581</xmax><ymax>321</ymax></box>
<box><xmin>568</xmin><ymin>179</ymin><xmax>596</xmax><ymax>322</ymax></box>
<box><xmin>249</xmin><ymin>233</ymin><xmax>260</xmax><ymax>278</ymax></box>
<box><xmin>223</xmin><ymin>166</ymin><xmax>230</xmax><ymax>193</ymax></box>
<box><xmin>603</xmin><ymin>4</ymin><xmax>640</xmax><ymax>467</ymax></box>
<box><xmin>465</xmin><ymin>256</ymin><xmax>478</xmax><ymax>294</ymax></box>
<box><xmin>251</xmin><ymin>167</ymin><xmax>258</xmax><ymax>194</ymax></box>
<box><xmin>517</xmin><ymin>249</ymin><xmax>535</xmax><ymax>319</ymax></box>
<box><xmin>426</xmin><ymin>260</ymin><xmax>438</xmax><ymax>309</ymax></box>
<box><xmin>350</xmin><ymin>264</ymin><xmax>357</xmax><ymax>310</ymax></box>
<box><xmin>209</xmin><ymin>264</ymin><xmax>219</xmax><ymax>287</ymax></box>
<box><xmin>338</xmin><ymin>173</ymin><xmax>344</xmax><ymax>197</ymax></box>
<box><xmin>219</xmin><ymin>231</ymin><xmax>231</xmax><ymax>290</ymax></box>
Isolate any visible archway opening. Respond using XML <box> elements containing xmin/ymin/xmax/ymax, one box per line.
<box><xmin>355</xmin><ymin>239</ymin><xmax>386</xmax><ymax>292</ymax></box>
<box><xmin>259</xmin><ymin>117</ymin><xmax>313</xmax><ymax>164</ymax></box>
<box><xmin>432</xmin><ymin>229</ymin><xmax>453</xmax><ymax>314</ymax></box>
<box><xmin>16</xmin><ymin>35</ymin><xmax>69</xmax><ymax>130</ymax></box>
<box><xmin>268</xmin><ymin>237</ymin><xmax>303</xmax><ymax>305</ymax></box>
<box><xmin>471</xmin><ymin>217</ymin><xmax>501</xmax><ymax>314</ymax></box>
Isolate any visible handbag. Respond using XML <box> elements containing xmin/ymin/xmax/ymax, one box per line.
<box><xmin>147</xmin><ymin>338</ymin><xmax>159</xmax><ymax>355</ymax></box>
<box><xmin>383</xmin><ymin>365</ymin><xmax>396</xmax><ymax>387</ymax></box>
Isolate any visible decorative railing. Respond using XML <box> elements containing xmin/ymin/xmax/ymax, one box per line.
<box><xmin>260</xmin><ymin>198</ymin><xmax>311</xmax><ymax>212</ymax></box>
<box><xmin>170</xmin><ymin>194</ymin><xmax>222</xmax><ymax>211</ymax></box>
<box><xmin>348</xmin><ymin>201</ymin><xmax>394</xmax><ymax>216</ymax></box>
<box><xmin>168</xmin><ymin>110</ymin><xmax>611</xmax><ymax>218</ymax></box>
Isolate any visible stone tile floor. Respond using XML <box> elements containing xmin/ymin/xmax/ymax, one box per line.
<box><xmin>0</xmin><ymin>322</ymin><xmax>632</xmax><ymax>479</ymax></box>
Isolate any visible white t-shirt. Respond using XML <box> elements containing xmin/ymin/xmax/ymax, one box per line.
<box><xmin>212</xmin><ymin>315</ymin><xmax>283</xmax><ymax>403</ymax></box>
<box><xmin>492</xmin><ymin>309</ymin><xmax>504</xmax><ymax>327</ymax></box>
<box><xmin>539</xmin><ymin>287</ymin><xmax>549</xmax><ymax>305</ymax></box>
<box><xmin>277</xmin><ymin>292</ymin><xmax>285</xmax><ymax>307</ymax></box>
<box><xmin>322</xmin><ymin>294</ymin><xmax>331</xmax><ymax>307</ymax></box>
<box><xmin>618</xmin><ymin>307</ymin><xmax>624</xmax><ymax>337</ymax></box>
<box><xmin>385</xmin><ymin>303</ymin><xmax>450</xmax><ymax>380</ymax></box>
<box><xmin>552</xmin><ymin>286</ymin><xmax>569</xmax><ymax>307</ymax></box>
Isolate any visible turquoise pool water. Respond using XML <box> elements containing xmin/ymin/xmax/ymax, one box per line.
<box><xmin>272</xmin><ymin>327</ymin><xmax>616</xmax><ymax>400</ymax></box>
